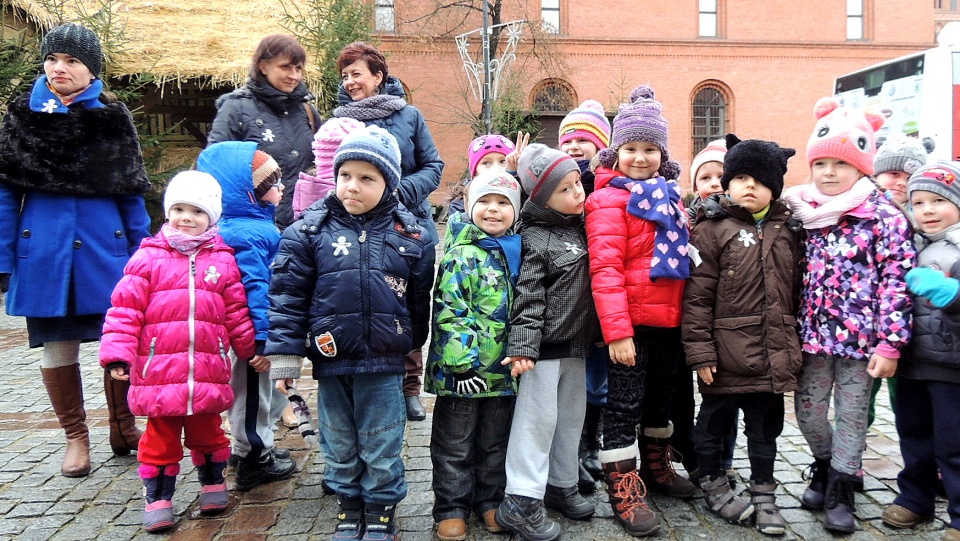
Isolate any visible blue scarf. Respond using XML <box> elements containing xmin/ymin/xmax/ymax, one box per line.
<box><xmin>608</xmin><ymin>174</ymin><xmax>690</xmax><ymax>280</ymax></box>
<box><xmin>477</xmin><ymin>233</ymin><xmax>522</xmax><ymax>286</ymax></box>
<box><xmin>29</xmin><ymin>75</ymin><xmax>104</xmax><ymax>113</ymax></box>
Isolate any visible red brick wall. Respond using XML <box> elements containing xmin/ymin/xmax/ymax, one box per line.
<box><xmin>378</xmin><ymin>0</ymin><xmax>935</xmax><ymax>205</ymax></box>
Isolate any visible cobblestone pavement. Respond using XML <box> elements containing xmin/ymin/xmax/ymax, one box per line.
<box><xmin>0</xmin><ymin>300</ymin><xmax>950</xmax><ymax>541</ymax></box>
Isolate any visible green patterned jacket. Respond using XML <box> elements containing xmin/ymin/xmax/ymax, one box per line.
<box><xmin>425</xmin><ymin>213</ymin><xmax>519</xmax><ymax>397</ymax></box>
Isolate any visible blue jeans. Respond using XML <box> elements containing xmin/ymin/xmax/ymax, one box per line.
<box><xmin>316</xmin><ymin>373</ymin><xmax>407</xmax><ymax>505</ymax></box>
<box><xmin>431</xmin><ymin>395</ymin><xmax>515</xmax><ymax>521</ymax></box>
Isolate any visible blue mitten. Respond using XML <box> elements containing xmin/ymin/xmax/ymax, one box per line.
<box><xmin>906</xmin><ymin>267</ymin><xmax>960</xmax><ymax>308</ymax></box>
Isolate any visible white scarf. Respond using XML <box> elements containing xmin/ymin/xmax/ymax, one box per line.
<box><xmin>781</xmin><ymin>176</ymin><xmax>876</xmax><ymax>229</ymax></box>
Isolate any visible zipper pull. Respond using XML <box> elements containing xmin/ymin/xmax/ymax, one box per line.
<box><xmin>395</xmin><ymin>317</ymin><xmax>403</xmax><ymax>334</ymax></box>
<box><xmin>359</xmin><ymin>230</ymin><xmax>367</xmax><ymax>243</ymax></box>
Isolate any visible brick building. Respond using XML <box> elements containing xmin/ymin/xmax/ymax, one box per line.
<box><xmin>373</xmin><ymin>0</ymin><xmax>935</xmax><ymax>202</ymax></box>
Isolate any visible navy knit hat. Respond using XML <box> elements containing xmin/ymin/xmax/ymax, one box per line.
<box><xmin>334</xmin><ymin>125</ymin><xmax>402</xmax><ymax>194</ymax></box>
<box><xmin>721</xmin><ymin>134</ymin><xmax>796</xmax><ymax>200</ymax></box>
<box><xmin>41</xmin><ymin>23</ymin><xmax>102</xmax><ymax>77</ymax></box>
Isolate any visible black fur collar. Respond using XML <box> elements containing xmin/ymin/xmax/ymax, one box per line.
<box><xmin>0</xmin><ymin>92</ymin><xmax>150</xmax><ymax>196</ymax></box>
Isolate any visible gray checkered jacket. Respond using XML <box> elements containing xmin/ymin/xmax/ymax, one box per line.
<box><xmin>507</xmin><ymin>203</ymin><xmax>600</xmax><ymax>361</ymax></box>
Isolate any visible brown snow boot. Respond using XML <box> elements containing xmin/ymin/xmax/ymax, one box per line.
<box><xmin>601</xmin><ymin>444</ymin><xmax>661</xmax><ymax>537</ymax></box>
<box><xmin>639</xmin><ymin>424</ymin><xmax>697</xmax><ymax>499</ymax></box>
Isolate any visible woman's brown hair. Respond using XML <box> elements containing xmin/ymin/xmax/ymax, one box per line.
<box><xmin>337</xmin><ymin>42</ymin><xmax>389</xmax><ymax>92</ymax></box>
<box><xmin>249</xmin><ymin>34</ymin><xmax>307</xmax><ymax>85</ymax></box>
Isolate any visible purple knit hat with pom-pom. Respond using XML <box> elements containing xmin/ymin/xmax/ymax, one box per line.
<box><xmin>598</xmin><ymin>85</ymin><xmax>681</xmax><ymax>180</ymax></box>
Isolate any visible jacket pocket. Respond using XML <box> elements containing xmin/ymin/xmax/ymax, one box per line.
<box><xmin>141</xmin><ymin>337</ymin><xmax>158</xmax><ymax>378</ymax></box>
<box><xmin>712</xmin><ymin>314</ymin><xmax>767</xmax><ymax>377</ymax></box>
<box><xmin>307</xmin><ymin>316</ymin><xmax>363</xmax><ymax>361</ymax></box>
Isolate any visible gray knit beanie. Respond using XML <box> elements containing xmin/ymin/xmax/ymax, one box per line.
<box><xmin>41</xmin><ymin>23</ymin><xmax>102</xmax><ymax>77</ymax></box>
<box><xmin>874</xmin><ymin>134</ymin><xmax>929</xmax><ymax>176</ymax></box>
<box><xmin>517</xmin><ymin>144</ymin><xmax>579</xmax><ymax>207</ymax></box>
<box><xmin>908</xmin><ymin>161</ymin><xmax>960</xmax><ymax>211</ymax></box>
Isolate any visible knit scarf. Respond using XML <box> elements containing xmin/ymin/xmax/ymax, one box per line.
<box><xmin>161</xmin><ymin>224</ymin><xmax>220</xmax><ymax>255</ymax></box>
<box><xmin>29</xmin><ymin>75</ymin><xmax>104</xmax><ymax>113</ymax></box>
<box><xmin>333</xmin><ymin>94</ymin><xmax>407</xmax><ymax>121</ymax></box>
<box><xmin>477</xmin><ymin>233</ymin><xmax>522</xmax><ymax>286</ymax></box>
<box><xmin>781</xmin><ymin>176</ymin><xmax>876</xmax><ymax>229</ymax></box>
<box><xmin>608</xmin><ymin>174</ymin><xmax>690</xmax><ymax>280</ymax></box>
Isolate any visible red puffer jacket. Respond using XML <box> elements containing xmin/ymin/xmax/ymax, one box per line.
<box><xmin>585</xmin><ymin>167</ymin><xmax>686</xmax><ymax>343</ymax></box>
<box><xmin>100</xmin><ymin>232</ymin><xmax>256</xmax><ymax>417</ymax></box>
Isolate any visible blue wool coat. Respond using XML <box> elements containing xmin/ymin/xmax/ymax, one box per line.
<box><xmin>0</xmin><ymin>192</ymin><xmax>149</xmax><ymax>317</ymax></box>
<box><xmin>265</xmin><ymin>195</ymin><xmax>433</xmax><ymax>378</ymax></box>
<box><xmin>197</xmin><ymin>141</ymin><xmax>281</xmax><ymax>348</ymax></box>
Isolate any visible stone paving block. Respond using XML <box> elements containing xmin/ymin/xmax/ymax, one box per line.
<box><xmin>273</xmin><ymin>499</ymin><xmax>317</xmax><ymax>536</ymax></box>
<box><xmin>0</xmin><ymin>518</ymin><xmax>28</xmax><ymax>536</ymax></box>
<box><xmin>13</xmin><ymin>528</ymin><xmax>57</xmax><ymax>541</ymax></box>
<box><xmin>5</xmin><ymin>501</ymin><xmax>53</xmax><ymax>518</ymax></box>
<box><xmin>222</xmin><ymin>504</ymin><xmax>281</xmax><ymax>533</ymax></box>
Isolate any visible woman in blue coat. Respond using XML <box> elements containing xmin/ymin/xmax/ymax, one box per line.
<box><xmin>334</xmin><ymin>42</ymin><xmax>444</xmax><ymax>420</ymax></box>
<box><xmin>0</xmin><ymin>24</ymin><xmax>151</xmax><ymax>477</ymax></box>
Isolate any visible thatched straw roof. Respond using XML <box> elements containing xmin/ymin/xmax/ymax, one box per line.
<box><xmin>7</xmin><ymin>1</ymin><xmax>319</xmax><ymax>88</ymax></box>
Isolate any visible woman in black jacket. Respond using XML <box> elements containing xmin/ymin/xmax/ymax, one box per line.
<box><xmin>208</xmin><ymin>34</ymin><xmax>320</xmax><ymax>230</ymax></box>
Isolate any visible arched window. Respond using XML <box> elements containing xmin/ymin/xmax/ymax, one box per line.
<box><xmin>532</xmin><ymin>79</ymin><xmax>575</xmax><ymax>113</ymax></box>
<box><xmin>691</xmin><ymin>84</ymin><xmax>729</xmax><ymax>156</ymax></box>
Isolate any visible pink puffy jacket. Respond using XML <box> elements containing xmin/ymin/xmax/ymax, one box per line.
<box><xmin>100</xmin><ymin>232</ymin><xmax>256</xmax><ymax>417</ymax></box>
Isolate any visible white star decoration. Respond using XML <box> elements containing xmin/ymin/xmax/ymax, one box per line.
<box><xmin>41</xmin><ymin>99</ymin><xmax>58</xmax><ymax>114</ymax></box>
<box><xmin>203</xmin><ymin>265</ymin><xmax>221</xmax><ymax>283</ymax></box>
<box><xmin>332</xmin><ymin>236</ymin><xmax>352</xmax><ymax>256</ymax></box>
<box><xmin>737</xmin><ymin>229</ymin><xmax>757</xmax><ymax>247</ymax></box>
<box><xmin>564</xmin><ymin>242</ymin><xmax>581</xmax><ymax>255</ymax></box>
<box><xmin>262</xmin><ymin>129</ymin><xmax>275</xmax><ymax>142</ymax></box>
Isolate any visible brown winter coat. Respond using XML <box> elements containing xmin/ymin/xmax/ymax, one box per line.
<box><xmin>683</xmin><ymin>197</ymin><xmax>803</xmax><ymax>394</ymax></box>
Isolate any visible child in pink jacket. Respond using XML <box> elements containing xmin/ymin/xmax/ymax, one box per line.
<box><xmin>100</xmin><ymin>171</ymin><xmax>256</xmax><ymax>533</ymax></box>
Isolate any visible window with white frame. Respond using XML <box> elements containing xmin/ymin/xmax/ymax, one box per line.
<box><xmin>375</xmin><ymin>0</ymin><xmax>395</xmax><ymax>33</ymax></box>
<box><xmin>847</xmin><ymin>0</ymin><xmax>864</xmax><ymax>40</ymax></box>
<box><xmin>542</xmin><ymin>0</ymin><xmax>560</xmax><ymax>34</ymax></box>
<box><xmin>699</xmin><ymin>0</ymin><xmax>718</xmax><ymax>38</ymax></box>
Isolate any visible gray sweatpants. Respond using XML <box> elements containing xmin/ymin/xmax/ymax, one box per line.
<box><xmin>794</xmin><ymin>354</ymin><xmax>873</xmax><ymax>475</ymax></box>
<box><xmin>504</xmin><ymin>357</ymin><xmax>586</xmax><ymax>499</ymax></box>
<box><xmin>228</xmin><ymin>351</ymin><xmax>277</xmax><ymax>460</ymax></box>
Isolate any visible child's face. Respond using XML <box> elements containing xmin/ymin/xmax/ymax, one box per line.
<box><xmin>694</xmin><ymin>161</ymin><xmax>724</xmax><ymax>200</ymax></box>
<box><xmin>911</xmin><ymin>190</ymin><xmax>960</xmax><ymax>235</ymax></box>
<box><xmin>474</xmin><ymin>152</ymin><xmax>508</xmax><ymax>177</ymax></box>
<box><xmin>168</xmin><ymin>203</ymin><xmax>211</xmax><ymax>236</ymax></box>
<box><xmin>811</xmin><ymin>158</ymin><xmax>862</xmax><ymax>196</ymax></box>
<box><xmin>260</xmin><ymin>181</ymin><xmax>284</xmax><ymax>206</ymax></box>
<box><xmin>561</xmin><ymin>138</ymin><xmax>599</xmax><ymax>160</ymax></box>
<box><xmin>875</xmin><ymin>171</ymin><xmax>909</xmax><ymax>205</ymax></box>
<box><xmin>336</xmin><ymin>160</ymin><xmax>386</xmax><ymax>215</ymax></box>
<box><xmin>544</xmin><ymin>170</ymin><xmax>585</xmax><ymax>215</ymax></box>
<box><xmin>726</xmin><ymin>174</ymin><xmax>773</xmax><ymax>214</ymax></box>
<box><xmin>617</xmin><ymin>142</ymin><xmax>662</xmax><ymax>180</ymax></box>
<box><xmin>471</xmin><ymin>193</ymin><xmax>515</xmax><ymax>238</ymax></box>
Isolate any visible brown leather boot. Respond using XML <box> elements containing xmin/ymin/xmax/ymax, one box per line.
<box><xmin>601</xmin><ymin>445</ymin><xmax>661</xmax><ymax>537</ymax></box>
<box><xmin>104</xmin><ymin>369</ymin><xmax>141</xmax><ymax>456</ymax></box>
<box><xmin>41</xmin><ymin>364</ymin><xmax>91</xmax><ymax>477</ymax></box>
<box><xmin>640</xmin><ymin>424</ymin><xmax>697</xmax><ymax>499</ymax></box>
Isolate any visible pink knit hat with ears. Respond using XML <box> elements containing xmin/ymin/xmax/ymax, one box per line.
<box><xmin>468</xmin><ymin>134</ymin><xmax>516</xmax><ymax>178</ymax></box>
<box><xmin>312</xmin><ymin>117</ymin><xmax>366</xmax><ymax>182</ymax></box>
<box><xmin>806</xmin><ymin>97</ymin><xmax>885</xmax><ymax>176</ymax></box>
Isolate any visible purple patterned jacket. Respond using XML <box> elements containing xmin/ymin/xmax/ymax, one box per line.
<box><xmin>798</xmin><ymin>191</ymin><xmax>916</xmax><ymax>361</ymax></box>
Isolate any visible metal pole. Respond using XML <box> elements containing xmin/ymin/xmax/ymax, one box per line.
<box><xmin>481</xmin><ymin>0</ymin><xmax>492</xmax><ymax>133</ymax></box>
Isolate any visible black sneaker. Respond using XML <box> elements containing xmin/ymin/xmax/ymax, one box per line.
<box><xmin>234</xmin><ymin>453</ymin><xmax>296</xmax><ymax>491</ymax></box>
<box><xmin>544</xmin><ymin>484</ymin><xmax>595</xmax><ymax>520</ymax></box>
<box><xmin>495</xmin><ymin>494</ymin><xmax>561</xmax><ymax>541</ymax></box>
<box><xmin>229</xmin><ymin>447</ymin><xmax>291</xmax><ymax>468</ymax></box>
